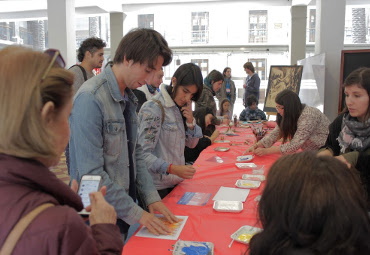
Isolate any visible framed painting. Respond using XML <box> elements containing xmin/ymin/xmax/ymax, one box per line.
<box><xmin>263</xmin><ymin>65</ymin><xmax>303</xmax><ymax>113</ymax></box>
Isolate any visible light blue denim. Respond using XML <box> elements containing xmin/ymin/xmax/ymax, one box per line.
<box><xmin>137</xmin><ymin>84</ymin><xmax>202</xmax><ymax>190</ymax></box>
<box><xmin>69</xmin><ymin>65</ymin><xmax>161</xmax><ymax>226</ymax></box>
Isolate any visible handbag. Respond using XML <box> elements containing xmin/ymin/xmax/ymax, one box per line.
<box><xmin>0</xmin><ymin>203</ymin><xmax>54</xmax><ymax>255</ymax></box>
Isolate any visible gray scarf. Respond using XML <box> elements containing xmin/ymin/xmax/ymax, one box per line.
<box><xmin>337</xmin><ymin>113</ymin><xmax>370</xmax><ymax>153</ymax></box>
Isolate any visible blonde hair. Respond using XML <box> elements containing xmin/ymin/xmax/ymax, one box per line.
<box><xmin>0</xmin><ymin>46</ymin><xmax>73</xmax><ymax>159</ymax></box>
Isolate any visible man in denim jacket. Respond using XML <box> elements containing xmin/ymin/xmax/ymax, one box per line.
<box><xmin>69</xmin><ymin>28</ymin><xmax>177</xmax><ymax>239</ymax></box>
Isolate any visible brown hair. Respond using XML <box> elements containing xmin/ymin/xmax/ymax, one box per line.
<box><xmin>249</xmin><ymin>152</ymin><xmax>370</xmax><ymax>255</ymax></box>
<box><xmin>113</xmin><ymin>28</ymin><xmax>172</xmax><ymax>69</ymax></box>
<box><xmin>343</xmin><ymin>67</ymin><xmax>370</xmax><ymax>121</ymax></box>
<box><xmin>0</xmin><ymin>46</ymin><xmax>73</xmax><ymax>159</ymax></box>
<box><xmin>275</xmin><ymin>89</ymin><xmax>304</xmax><ymax>143</ymax></box>
<box><xmin>243</xmin><ymin>62</ymin><xmax>255</xmax><ymax>73</ymax></box>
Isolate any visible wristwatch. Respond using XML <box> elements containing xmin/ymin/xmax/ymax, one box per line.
<box><xmin>186</xmin><ymin>118</ymin><xmax>196</xmax><ymax>128</ymax></box>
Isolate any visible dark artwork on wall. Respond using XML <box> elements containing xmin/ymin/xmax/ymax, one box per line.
<box><xmin>339</xmin><ymin>49</ymin><xmax>370</xmax><ymax>113</ymax></box>
<box><xmin>263</xmin><ymin>65</ymin><xmax>303</xmax><ymax>113</ymax></box>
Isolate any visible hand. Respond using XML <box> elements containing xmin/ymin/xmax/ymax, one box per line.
<box><xmin>317</xmin><ymin>149</ymin><xmax>333</xmax><ymax>157</ymax></box>
<box><xmin>171</xmin><ymin>165</ymin><xmax>196</xmax><ymax>179</ymax></box>
<box><xmin>244</xmin><ymin>143</ymin><xmax>259</xmax><ymax>154</ymax></box>
<box><xmin>70</xmin><ymin>179</ymin><xmax>78</xmax><ymax>193</ymax></box>
<box><xmin>148</xmin><ymin>201</ymin><xmax>179</xmax><ymax>224</ymax></box>
<box><xmin>243</xmin><ymin>83</ymin><xmax>247</xmax><ymax>88</ymax></box>
<box><xmin>181</xmin><ymin>102</ymin><xmax>194</xmax><ymax>125</ymax></box>
<box><xmin>213</xmin><ymin>130</ymin><xmax>220</xmax><ymax>137</ymax></box>
<box><xmin>88</xmin><ymin>189</ymin><xmax>117</xmax><ymax>226</ymax></box>
<box><xmin>335</xmin><ymin>155</ymin><xmax>351</xmax><ymax>168</ymax></box>
<box><xmin>254</xmin><ymin>147</ymin><xmax>269</xmax><ymax>156</ymax></box>
<box><xmin>138</xmin><ymin>211</ymin><xmax>171</xmax><ymax>236</ymax></box>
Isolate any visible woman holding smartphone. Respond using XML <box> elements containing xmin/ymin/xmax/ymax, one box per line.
<box><xmin>138</xmin><ymin>63</ymin><xmax>203</xmax><ymax>198</ymax></box>
<box><xmin>0</xmin><ymin>46</ymin><xmax>122</xmax><ymax>254</ymax></box>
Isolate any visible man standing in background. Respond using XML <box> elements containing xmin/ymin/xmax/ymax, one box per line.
<box><xmin>69</xmin><ymin>37</ymin><xmax>106</xmax><ymax>93</ymax></box>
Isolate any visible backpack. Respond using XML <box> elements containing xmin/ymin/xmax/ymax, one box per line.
<box><xmin>69</xmin><ymin>65</ymin><xmax>87</xmax><ymax>81</ymax></box>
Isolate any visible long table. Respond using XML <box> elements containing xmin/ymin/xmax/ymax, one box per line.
<box><xmin>123</xmin><ymin>125</ymin><xmax>280</xmax><ymax>255</ymax></box>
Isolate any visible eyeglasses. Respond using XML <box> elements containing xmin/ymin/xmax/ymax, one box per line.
<box><xmin>41</xmin><ymin>49</ymin><xmax>66</xmax><ymax>82</ymax></box>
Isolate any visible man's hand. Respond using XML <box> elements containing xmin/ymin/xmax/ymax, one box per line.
<box><xmin>148</xmin><ymin>201</ymin><xmax>178</xmax><ymax>223</ymax></box>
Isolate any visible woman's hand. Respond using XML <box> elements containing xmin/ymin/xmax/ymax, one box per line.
<box><xmin>171</xmin><ymin>165</ymin><xmax>196</xmax><ymax>179</ymax></box>
<box><xmin>88</xmin><ymin>189</ymin><xmax>117</xmax><ymax>226</ymax></box>
<box><xmin>245</xmin><ymin>143</ymin><xmax>260</xmax><ymax>154</ymax></box>
<box><xmin>181</xmin><ymin>102</ymin><xmax>194</xmax><ymax>128</ymax></box>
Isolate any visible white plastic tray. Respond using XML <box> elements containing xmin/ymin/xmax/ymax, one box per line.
<box><xmin>230</xmin><ymin>225</ymin><xmax>263</xmax><ymax>244</ymax></box>
<box><xmin>242</xmin><ymin>174</ymin><xmax>265</xmax><ymax>182</ymax></box>
<box><xmin>236</xmin><ymin>155</ymin><xmax>253</xmax><ymax>162</ymax></box>
<box><xmin>235</xmin><ymin>179</ymin><xmax>261</xmax><ymax>189</ymax></box>
<box><xmin>235</xmin><ymin>163</ymin><xmax>257</xmax><ymax>169</ymax></box>
<box><xmin>173</xmin><ymin>240</ymin><xmax>214</xmax><ymax>255</ymax></box>
<box><xmin>213</xmin><ymin>200</ymin><xmax>243</xmax><ymax>213</ymax></box>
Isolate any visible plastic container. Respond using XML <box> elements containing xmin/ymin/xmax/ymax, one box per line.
<box><xmin>213</xmin><ymin>200</ymin><xmax>243</xmax><ymax>213</ymax></box>
<box><xmin>236</xmin><ymin>155</ymin><xmax>253</xmax><ymax>162</ymax></box>
<box><xmin>242</xmin><ymin>174</ymin><xmax>265</xmax><ymax>181</ymax></box>
<box><xmin>235</xmin><ymin>163</ymin><xmax>257</xmax><ymax>169</ymax></box>
<box><xmin>230</xmin><ymin>225</ymin><xmax>263</xmax><ymax>244</ymax></box>
<box><xmin>235</xmin><ymin>179</ymin><xmax>261</xmax><ymax>189</ymax></box>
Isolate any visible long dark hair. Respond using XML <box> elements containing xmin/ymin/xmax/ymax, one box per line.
<box><xmin>167</xmin><ymin>63</ymin><xmax>203</xmax><ymax>102</ymax></box>
<box><xmin>193</xmin><ymin>107</ymin><xmax>215</xmax><ymax>135</ymax></box>
<box><xmin>275</xmin><ymin>89</ymin><xmax>304</xmax><ymax>143</ymax></box>
<box><xmin>249</xmin><ymin>152</ymin><xmax>370</xmax><ymax>255</ymax></box>
<box><xmin>219</xmin><ymin>98</ymin><xmax>230</xmax><ymax>117</ymax></box>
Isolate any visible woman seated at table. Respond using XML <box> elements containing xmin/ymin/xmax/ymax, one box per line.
<box><xmin>247</xmin><ymin>89</ymin><xmax>330</xmax><ymax>156</ymax></box>
<box><xmin>0</xmin><ymin>46</ymin><xmax>122</xmax><ymax>254</ymax></box>
<box><xmin>138</xmin><ymin>63</ymin><xmax>203</xmax><ymax>199</ymax></box>
<box><xmin>248</xmin><ymin>152</ymin><xmax>370</xmax><ymax>255</ymax></box>
<box><xmin>318</xmin><ymin>67</ymin><xmax>370</xmax><ymax>202</ymax></box>
<box><xmin>185</xmin><ymin>107</ymin><xmax>220</xmax><ymax>163</ymax></box>
<box><xmin>195</xmin><ymin>69</ymin><xmax>224</xmax><ymax>117</ymax></box>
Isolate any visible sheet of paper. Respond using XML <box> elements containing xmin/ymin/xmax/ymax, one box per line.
<box><xmin>212</xmin><ymin>186</ymin><xmax>250</xmax><ymax>202</ymax></box>
<box><xmin>177</xmin><ymin>192</ymin><xmax>211</xmax><ymax>206</ymax></box>
<box><xmin>135</xmin><ymin>215</ymin><xmax>188</xmax><ymax>240</ymax></box>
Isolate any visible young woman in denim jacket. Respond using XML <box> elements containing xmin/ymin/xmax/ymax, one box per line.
<box><xmin>138</xmin><ymin>63</ymin><xmax>203</xmax><ymax>198</ymax></box>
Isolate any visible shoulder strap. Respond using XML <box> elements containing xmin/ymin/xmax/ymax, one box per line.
<box><xmin>152</xmin><ymin>99</ymin><xmax>165</xmax><ymax>125</ymax></box>
<box><xmin>69</xmin><ymin>65</ymin><xmax>88</xmax><ymax>81</ymax></box>
<box><xmin>0</xmin><ymin>203</ymin><xmax>54</xmax><ymax>255</ymax></box>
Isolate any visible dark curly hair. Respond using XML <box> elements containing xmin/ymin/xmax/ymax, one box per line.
<box><xmin>77</xmin><ymin>37</ymin><xmax>106</xmax><ymax>62</ymax></box>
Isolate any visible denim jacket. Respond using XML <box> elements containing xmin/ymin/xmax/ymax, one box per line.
<box><xmin>137</xmin><ymin>84</ymin><xmax>202</xmax><ymax>190</ymax></box>
<box><xmin>69</xmin><ymin>65</ymin><xmax>161</xmax><ymax>225</ymax></box>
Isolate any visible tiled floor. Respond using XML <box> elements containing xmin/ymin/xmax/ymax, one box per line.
<box><xmin>50</xmin><ymin>153</ymin><xmax>70</xmax><ymax>185</ymax></box>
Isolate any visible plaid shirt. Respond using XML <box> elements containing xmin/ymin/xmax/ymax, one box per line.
<box><xmin>239</xmin><ymin>107</ymin><xmax>266</xmax><ymax>121</ymax></box>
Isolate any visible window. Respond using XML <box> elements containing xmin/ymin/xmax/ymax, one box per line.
<box><xmin>249</xmin><ymin>58</ymin><xmax>266</xmax><ymax>80</ymax></box>
<box><xmin>191</xmin><ymin>12</ymin><xmax>209</xmax><ymax>44</ymax></box>
<box><xmin>308</xmin><ymin>9</ymin><xmax>316</xmax><ymax>42</ymax></box>
<box><xmin>191</xmin><ymin>59</ymin><xmax>208</xmax><ymax>78</ymax></box>
<box><xmin>249</xmin><ymin>10</ymin><xmax>268</xmax><ymax>43</ymax></box>
<box><xmin>138</xmin><ymin>14</ymin><xmax>154</xmax><ymax>29</ymax></box>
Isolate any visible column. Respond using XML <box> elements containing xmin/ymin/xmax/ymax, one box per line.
<box><xmin>110</xmin><ymin>12</ymin><xmax>125</xmax><ymax>59</ymax></box>
<box><xmin>290</xmin><ymin>6</ymin><xmax>307</xmax><ymax>65</ymax></box>
<box><xmin>47</xmin><ymin>0</ymin><xmax>76</xmax><ymax>67</ymax></box>
<box><xmin>315</xmin><ymin>0</ymin><xmax>346</xmax><ymax>121</ymax></box>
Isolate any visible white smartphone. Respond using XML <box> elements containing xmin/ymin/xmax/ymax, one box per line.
<box><xmin>77</xmin><ymin>175</ymin><xmax>102</xmax><ymax>216</ymax></box>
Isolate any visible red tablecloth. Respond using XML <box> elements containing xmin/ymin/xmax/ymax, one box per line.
<box><xmin>123</xmin><ymin>125</ymin><xmax>280</xmax><ymax>255</ymax></box>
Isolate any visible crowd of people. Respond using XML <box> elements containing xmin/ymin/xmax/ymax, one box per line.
<box><xmin>0</xmin><ymin>27</ymin><xmax>369</xmax><ymax>254</ymax></box>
